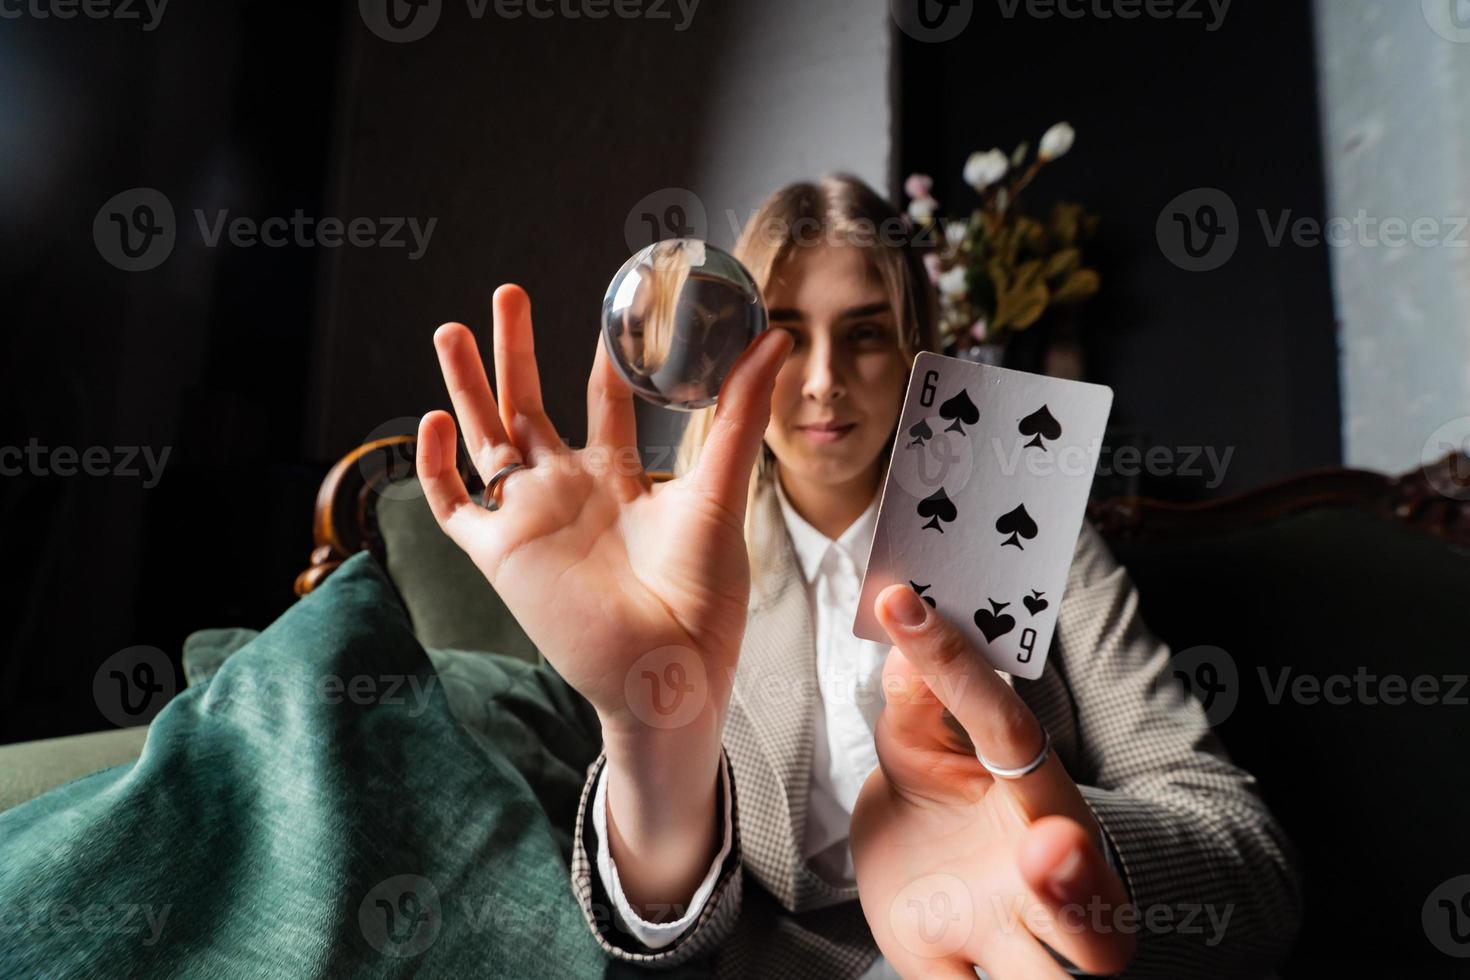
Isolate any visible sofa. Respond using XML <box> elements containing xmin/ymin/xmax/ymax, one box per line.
<box><xmin>3</xmin><ymin>438</ymin><xmax>1467</xmax><ymax>977</ymax></box>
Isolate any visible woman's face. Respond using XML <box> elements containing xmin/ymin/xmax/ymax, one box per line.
<box><xmin>762</xmin><ymin>242</ymin><xmax>909</xmax><ymax>493</ymax></box>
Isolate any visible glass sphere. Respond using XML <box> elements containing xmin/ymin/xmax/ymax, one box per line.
<box><xmin>601</xmin><ymin>239</ymin><xmax>767</xmax><ymax>411</ymax></box>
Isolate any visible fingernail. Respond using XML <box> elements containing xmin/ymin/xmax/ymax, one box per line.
<box><xmin>886</xmin><ymin>587</ymin><xmax>928</xmax><ymax>628</ymax></box>
<box><xmin>1046</xmin><ymin>847</ymin><xmax>1085</xmax><ymax>902</ymax></box>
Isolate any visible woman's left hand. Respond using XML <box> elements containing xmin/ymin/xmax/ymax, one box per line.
<box><xmin>850</xmin><ymin>585</ymin><xmax>1137</xmax><ymax>980</ymax></box>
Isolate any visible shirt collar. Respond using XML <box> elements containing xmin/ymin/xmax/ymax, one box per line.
<box><xmin>773</xmin><ymin>475</ymin><xmax>882</xmax><ymax>583</ymax></box>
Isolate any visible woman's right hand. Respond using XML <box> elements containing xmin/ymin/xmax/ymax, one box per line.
<box><xmin>418</xmin><ymin>285</ymin><xmax>790</xmax><ymax>740</ymax></box>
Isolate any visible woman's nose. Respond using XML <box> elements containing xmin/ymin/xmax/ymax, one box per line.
<box><xmin>801</xmin><ymin>343</ymin><xmax>846</xmax><ymax>404</ymax></box>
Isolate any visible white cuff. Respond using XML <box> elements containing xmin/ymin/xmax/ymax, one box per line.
<box><xmin>592</xmin><ymin>752</ymin><xmax>734</xmax><ymax>950</ymax></box>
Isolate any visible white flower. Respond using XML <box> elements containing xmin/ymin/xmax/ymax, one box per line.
<box><xmin>963</xmin><ymin>149</ymin><xmax>1009</xmax><ymax>192</ymax></box>
<box><xmin>922</xmin><ymin>252</ymin><xmax>943</xmax><ymax>285</ymax></box>
<box><xmin>1039</xmin><ymin>122</ymin><xmax>1076</xmax><ymax>162</ymax></box>
<box><xmin>907</xmin><ymin>196</ymin><xmax>936</xmax><ymax>225</ymax></box>
<box><xmin>904</xmin><ymin>173</ymin><xmax>933</xmax><ymax>200</ymax></box>
<box><xmin>944</xmin><ymin>221</ymin><xmax>967</xmax><ymax>247</ymax></box>
<box><xmin>938</xmin><ymin>265</ymin><xmax>968</xmax><ymax>298</ymax></box>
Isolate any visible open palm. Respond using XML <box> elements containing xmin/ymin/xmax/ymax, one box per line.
<box><xmin>850</xmin><ymin>588</ymin><xmax>1136</xmax><ymax>980</ymax></box>
<box><xmin>416</xmin><ymin>284</ymin><xmax>792</xmax><ymax>739</ymax></box>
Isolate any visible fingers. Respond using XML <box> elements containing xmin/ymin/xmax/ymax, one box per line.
<box><xmin>973</xmin><ymin>935</ymin><xmax>1074</xmax><ymax>980</ymax></box>
<box><xmin>878</xmin><ymin>646</ymin><xmax>973</xmax><ymax>754</ymax></box>
<box><xmin>1014</xmin><ymin>816</ymin><xmax>1136</xmax><ymax>977</ymax></box>
<box><xmin>876</xmin><ymin>584</ymin><xmax>1044</xmax><ymax>768</ymax></box>
<box><xmin>433</xmin><ymin>322</ymin><xmax>513</xmax><ymax>480</ymax></box>
<box><xmin>874</xmin><ymin>584</ymin><xmax>1085</xmax><ymax>822</ymax></box>
<box><xmin>586</xmin><ymin>328</ymin><xmax>640</xmax><ymax>472</ymax></box>
<box><xmin>886</xmin><ymin>956</ymin><xmax>979</xmax><ymax>980</ymax></box>
<box><xmin>688</xmin><ymin>328</ymin><xmax>793</xmax><ymax>517</ymax></box>
<box><xmin>492</xmin><ymin>284</ymin><xmax>565</xmax><ymax>461</ymax></box>
<box><xmin>416</xmin><ymin>411</ymin><xmax>486</xmax><ymax>552</ymax></box>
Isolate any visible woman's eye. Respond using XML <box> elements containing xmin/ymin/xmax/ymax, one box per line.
<box><xmin>849</xmin><ymin>323</ymin><xmax>889</xmax><ymax>343</ymax></box>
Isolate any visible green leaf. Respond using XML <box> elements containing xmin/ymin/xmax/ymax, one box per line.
<box><xmin>1051</xmin><ymin>268</ymin><xmax>1100</xmax><ymax>305</ymax></box>
<box><xmin>1043</xmin><ymin>248</ymin><xmax>1081</xmax><ymax>281</ymax></box>
<box><xmin>994</xmin><ymin>280</ymin><xmax>1049</xmax><ymax>331</ymax></box>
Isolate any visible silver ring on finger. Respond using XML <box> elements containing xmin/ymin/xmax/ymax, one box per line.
<box><xmin>977</xmin><ymin>726</ymin><xmax>1051</xmax><ymax>780</ymax></box>
<box><xmin>481</xmin><ymin>461</ymin><xmax>526</xmax><ymax>511</ymax></box>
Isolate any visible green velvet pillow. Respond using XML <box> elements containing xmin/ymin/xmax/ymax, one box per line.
<box><xmin>0</xmin><ymin>552</ymin><xmax>619</xmax><ymax>979</ymax></box>
<box><xmin>374</xmin><ymin>477</ymin><xmax>540</xmax><ymax>662</ymax></box>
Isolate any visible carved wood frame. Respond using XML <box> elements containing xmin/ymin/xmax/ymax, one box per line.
<box><xmin>296</xmin><ymin>440</ymin><xmax>1470</xmax><ymax>595</ymax></box>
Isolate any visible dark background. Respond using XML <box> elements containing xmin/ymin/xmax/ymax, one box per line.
<box><xmin>1</xmin><ymin>0</ymin><xmax>1342</xmax><ymax>744</ymax></box>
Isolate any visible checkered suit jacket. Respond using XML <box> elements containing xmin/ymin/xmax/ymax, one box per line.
<box><xmin>570</xmin><ymin>475</ymin><xmax>1302</xmax><ymax>978</ymax></box>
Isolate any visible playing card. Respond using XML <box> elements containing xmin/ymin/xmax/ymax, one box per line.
<box><xmin>852</xmin><ymin>352</ymin><xmax>1113</xmax><ymax>680</ymax></box>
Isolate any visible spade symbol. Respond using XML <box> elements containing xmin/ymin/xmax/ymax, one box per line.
<box><xmin>907</xmin><ymin>418</ymin><xmax>933</xmax><ymax>447</ymax></box>
<box><xmin>1022</xmin><ymin>590</ymin><xmax>1049</xmax><ymax>616</ymax></box>
<box><xmin>939</xmin><ymin>389</ymin><xmax>980</xmax><ymax>435</ymax></box>
<box><xmin>995</xmin><ymin>504</ymin><xmax>1038</xmax><ymax>550</ymax></box>
<box><xmin>909</xmin><ymin>581</ymin><xmax>937</xmax><ymax>608</ymax></box>
<box><xmin>974</xmin><ymin>597</ymin><xmax>1016</xmax><ymax>643</ymax></box>
<box><xmin>916</xmin><ymin>489</ymin><xmax>958</xmax><ymax>533</ymax></box>
<box><xmin>1018</xmin><ymin>404</ymin><xmax>1063</xmax><ymax>451</ymax></box>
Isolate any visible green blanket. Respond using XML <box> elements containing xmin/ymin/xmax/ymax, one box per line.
<box><xmin>0</xmin><ymin>553</ymin><xmax>698</xmax><ymax>978</ymax></box>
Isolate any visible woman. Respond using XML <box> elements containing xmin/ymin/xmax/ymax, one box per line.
<box><xmin>416</xmin><ymin>175</ymin><xmax>1301</xmax><ymax>978</ymax></box>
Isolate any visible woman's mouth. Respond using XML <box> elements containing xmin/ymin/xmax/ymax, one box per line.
<box><xmin>797</xmin><ymin>422</ymin><xmax>856</xmax><ymax>444</ymax></box>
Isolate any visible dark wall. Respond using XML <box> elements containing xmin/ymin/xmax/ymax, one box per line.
<box><xmin>899</xmin><ymin>0</ymin><xmax>1342</xmax><ymax>499</ymax></box>
<box><xmin>0</xmin><ymin>2</ymin><xmax>343</xmax><ymax>743</ymax></box>
<box><xmin>1</xmin><ymin>0</ymin><xmax>1344</xmax><ymax>744</ymax></box>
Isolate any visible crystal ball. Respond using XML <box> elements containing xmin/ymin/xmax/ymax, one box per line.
<box><xmin>601</xmin><ymin>239</ymin><xmax>768</xmax><ymax>411</ymax></box>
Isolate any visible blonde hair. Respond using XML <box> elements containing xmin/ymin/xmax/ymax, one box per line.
<box><xmin>673</xmin><ymin>173</ymin><xmax>940</xmax><ymax>579</ymax></box>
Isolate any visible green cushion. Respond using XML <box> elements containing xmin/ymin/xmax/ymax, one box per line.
<box><xmin>1109</xmin><ymin>507</ymin><xmax>1470</xmax><ymax>973</ymax></box>
<box><xmin>375</xmin><ymin>477</ymin><xmax>540</xmax><ymax>662</ymax></box>
<box><xmin>0</xmin><ymin>553</ymin><xmax>622</xmax><ymax>979</ymax></box>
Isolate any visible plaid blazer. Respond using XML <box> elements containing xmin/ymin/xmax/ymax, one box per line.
<box><xmin>570</xmin><ymin>476</ymin><xmax>1302</xmax><ymax>978</ymax></box>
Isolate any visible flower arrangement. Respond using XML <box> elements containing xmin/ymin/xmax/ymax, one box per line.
<box><xmin>905</xmin><ymin>122</ymin><xmax>1101</xmax><ymax>359</ymax></box>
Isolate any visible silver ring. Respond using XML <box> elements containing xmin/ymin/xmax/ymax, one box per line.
<box><xmin>481</xmin><ymin>462</ymin><xmax>525</xmax><ymax>511</ymax></box>
<box><xmin>977</xmin><ymin>727</ymin><xmax>1051</xmax><ymax>780</ymax></box>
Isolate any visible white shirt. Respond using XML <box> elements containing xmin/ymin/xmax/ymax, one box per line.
<box><xmin>593</xmin><ymin>479</ymin><xmax>1104</xmax><ymax>977</ymax></box>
